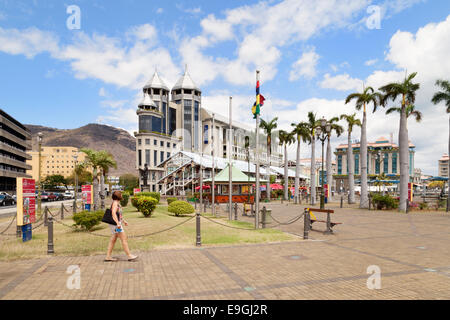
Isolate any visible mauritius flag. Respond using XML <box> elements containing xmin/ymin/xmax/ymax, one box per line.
<box><xmin>252</xmin><ymin>80</ymin><xmax>265</xmax><ymax>119</ymax></box>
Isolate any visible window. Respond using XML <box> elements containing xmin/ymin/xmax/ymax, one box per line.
<box><xmin>145</xmin><ymin>150</ymin><xmax>150</xmax><ymax>166</ymax></box>
<box><xmin>167</xmin><ymin>152</ymin><xmax>170</xmax><ymax>159</ymax></box>
<box><xmin>173</xmin><ymin>143</ymin><xmax>177</xmax><ymax>148</ymax></box>
<box><xmin>154</xmin><ymin>150</ymin><xmax>157</xmax><ymax>166</ymax></box>
<box><xmin>169</xmin><ymin>107</ymin><xmax>177</xmax><ymax>135</ymax></box>
<box><xmin>337</xmin><ymin>155</ymin><xmax>342</xmax><ymax>175</ymax></box>
<box><xmin>184</xmin><ymin>100</ymin><xmax>192</xmax><ymax>150</ymax></box>
<box><xmin>138</xmin><ymin>150</ymin><xmax>142</xmax><ymax>167</ymax></box>
<box><xmin>354</xmin><ymin>154</ymin><xmax>359</xmax><ymax>175</ymax></box>
<box><xmin>145</xmin><ymin>139</ymin><xmax>150</xmax><ymax>145</ymax></box>
<box><xmin>138</xmin><ymin>139</ymin><xmax>142</xmax><ymax>146</ymax></box>
<box><xmin>160</xmin><ymin>141</ymin><xmax>164</xmax><ymax>147</ymax></box>
<box><xmin>167</xmin><ymin>142</ymin><xmax>170</xmax><ymax>148</ymax></box>
<box><xmin>160</xmin><ymin>151</ymin><xmax>164</xmax><ymax>163</ymax></box>
<box><xmin>392</xmin><ymin>153</ymin><xmax>398</xmax><ymax>174</ymax></box>
<box><xmin>154</xmin><ymin>139</ymin><xmax>157</xmax><ymax>146</ymax></box>
<box><xmin>383</xmin><ymin>154</ymin><xmax>389</xmax><ymax>173</ymax></box>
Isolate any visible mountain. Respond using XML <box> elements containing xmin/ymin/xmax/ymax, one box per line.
<box><xmin>25</xmin><ymin>123</ymin><xmax>137</xmax><ymax>177</ymax></box>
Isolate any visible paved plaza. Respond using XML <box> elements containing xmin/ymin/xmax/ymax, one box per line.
<box><xmin>1</xmin><ymin>202</ymin><xmax>450</xmax><ymax>300</ymax></box>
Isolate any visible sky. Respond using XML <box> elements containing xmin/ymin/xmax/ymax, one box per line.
<box><xmin>0</xmin><ymin>0</ymin><xmax>449</xmax><ymax>175</ymax></box>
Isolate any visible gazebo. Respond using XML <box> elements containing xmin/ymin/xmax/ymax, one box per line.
<box><xmin>203</xmin><ymin>164</ymin><xmax>267</xmax><ymax>203</ymax></box>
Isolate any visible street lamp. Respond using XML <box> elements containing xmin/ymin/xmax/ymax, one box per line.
<box><xmin>37</xmin><ymin>132</ymin><xmax>43</xmax><ymax>216</ymax></box>
<box><xmin>376</xmin><ymin>150</ymin><xmax>385</xmax><ymax>194</ymax></box>
<box><xmin>72</xmin><ymin>154</ymin><xmax>78</xmax><ymax>212</ymax></box>
<box><xmin>317</xmin><ymin>118</ymin><xmax>331</xmax><ymax>210</ymax></box>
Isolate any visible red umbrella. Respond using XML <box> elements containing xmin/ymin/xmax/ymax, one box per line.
<box><xmin>270</xmin><ymin>184</ymin><xmax>283</xmax><ymax>190</ymax></box>
<box><xmin>195</xmin><ymin>185</ymin><xmax>214</xmax><ymax>191</ymax></box>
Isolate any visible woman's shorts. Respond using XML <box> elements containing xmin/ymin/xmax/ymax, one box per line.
<box><xmin>109</xmin><ymin>224</ymin><xmax>124</xmax><ymax>235</ymax></box>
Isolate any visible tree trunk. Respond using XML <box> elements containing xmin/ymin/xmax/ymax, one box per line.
<box><xmin>295</xmin><ymin>138</ymin><xmax>300</xmax><ymax>204</ymax></box>
<box><xmin>267</xmin><ymin>146</ymin><xmax>271</xmax><ymax>202</ymax></box>
<box><xmin>311</xmin><ymin>137</ymin><xmax>316</xmax><ymax>205</ymax></box>
<box><xmin>93</xmin><ymin>168</ymin><xmax>99</xmax><ymax>211</ymax></box>
<box><xmin>100</xmin><ymin>173</ymin><xmax>106</xmax><ymax>210</ymax></box>
<box><xmin>326</xmin><ymin>135</ymin><xmax>332</xmax><ymax>202</ymax></box>
<box><xmin>360</xmin><ymin>111</ymin><xmax>369</xmax><ymax>208</ymax></box>
<box><xmin>448</xmin><ymin>116</ymin><xmax>450</xmax><ymax>212</ymax></box>
<box><xmin>284</xmin><ymin>144</ymin><xmax>289</xmax><ymax>200</ymax></box>
<box><xmin>348</xmin><ymin>131</ymin><xmax>355</xmax><ymax>204</ymax></box>
<box><xmin>399</xmin><ymin>103</ymin><xmax>409</xmax><ymax>212</ymax></box>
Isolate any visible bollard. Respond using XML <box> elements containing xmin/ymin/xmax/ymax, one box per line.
<box><xmin>234</xmin><ymin>202</ymin><xmax>238</xmax><ymax>220</ymax></box>
<box><xmin>73</xmin><ymin>200</ymin><xmax>77</xmax><ymax>214</ymax></box>
<box><xmin>303</xmin><ymin>208</ymin><xmax>310</xmax><ymax>240</ymax></box>
<box><xmin>196</xmin><ymin>212</ymin><xmax>201</xmax><ymax>247</ymax></box>
<box><xmin>195</xmin><ymin>199</ymin><xmax>197</xmax><ymax>209</ymax></box>
<box><xmin>44</xmin><ymin>207</ymin><xmax>48</xmax><ymax>227</ymax></box>
<box><xmin>261</xmin><ymin>206</ymin><xmax>267</xmax><ymax>229</ymax></box>
<box><xmin>204</xmin><ymin>200</ymin><xmax>207</xmax><ymax>213</ymax></box>
<box><xmin>324</xmin><ymin>212</ymin><xmax>332</xmax><ymax>235</ymax></box>
<box><xmin>340</xmin><ymin>196</ymin><xmax>343</xmax><ymax>209</ymax></box>
<box><xmin>61</xmin><ymin>203</ymin><xmax>64</xmax><ymax>220</ymax></box>
<box><xmin>406</xmin><ymin>200</ymin><xmax>409</xmax><ymax>214</ymax></box>
<box><xmin>251</xmin><ymin>204</ymin><xmax>254</xmax><ymax>216</ymax></box>
<box><xmin>368</xmin><ymin>194</ymin><xmax>371</xmax><ymax>211</ymax></box>
<box><xmin>47</xmin><ymin>216</ymin><xmax>54</xmax><ymax>254</ymax></box>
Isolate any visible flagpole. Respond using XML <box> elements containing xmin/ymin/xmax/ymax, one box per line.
<box><xmin>229</xmin><ymin>96</ymin><xmax>233</xmax><ymax>221</ymax></box>
<box><xmin>212</xmin><ymin>113</ymin><xmax>216</xmax><ymax>216</ymax></box>
<box><xmin>255</xmin><ymin>71</ymin><xmax>260</xmax><ymax>229</ymax></box>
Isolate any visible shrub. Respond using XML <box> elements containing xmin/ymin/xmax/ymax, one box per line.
<box><xmin>167</xmin><ymin>197</ymin><xmax>177</xmax><ymax>205</ymax></box>
<box><xmin>136</xmin><ymin>192</ymin><xmax>160</xmax><ymax>203</ymax></box>
<box><xmin>130</xmin><ymin>196</ymin><xmax>140</xmax><ymax>209</ymax></box>
<box><xmin>72</xmin><ymin>210</ymin><xmax>104</xmax><ymax>231</ymax></box>
<box><xmin>168</xmin><ymin>201</ymin><xmax>195</xmax><ymax>216</ymax></box>
<box><xmin>419</xmin><ymin>202</ymin><xmax>428</xmax><ymax>210</ymax></box>
<box><xmin>371</xmin><ymin>194</ymin><xmax>399</xmax><ymax>210</ymax></box>
<box><xmin>137</xmin><ymin>196</ymin><xmax>158</xmax><ymax>217</ymax></box>
<box><xmin>120</xmin><ymin>192</ymin><xmax>130</xmax><ymax>207</ymax></box>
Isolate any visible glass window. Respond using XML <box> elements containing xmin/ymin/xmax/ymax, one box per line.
<box><xmin>138</xmin><ymin>139</ymin><xmax>142</xmax><ymax>146</ymax></box>
<box><xmin>138</xmin><ymin>150</ymin><xmax>142</xmax><ymax>167</ymax></box>
<box><xmin>337</xmin><ymin>155</ymin><xmax>342</xmax><ymax>175</ymax></box>
<box><xmin>162</xmin><ymin>102</ymin><xmax>167</xmax><ymax>134</ymax></box>
<box><xmin>383</xmin><ymin>154</ymin><xmax>389</xmax><ymax>173</ymax></box>
<box><xmin>167</xmin><ymin>152</ymin><xmax>170</xmax><ymax>159</ymax></box>
<box><xmin>184</xmin><ymin>100</ymin><xmax>192</xmax><ymax>150</ymax></box>
<box><xmin>160</xmin><ymin>151</ymin><xmax>164</xmax><ymax>163</ymax></box>
<box><xmin>154</xmin><ymin>139</ymin><xmax>157</xmax><ymax>146</ymax></box>
<box><xmin>145</xmin><ymin>139</ymin><xmax>150</xmax><ymax>145</ymax></box>
<box><xmin>354</xmin><ymin>154</ymin><xmax>359</xmax><ymax>175</ymax></box>
<box><xmin>169</xmin><ymin>107</ymin><xmax>177</xmax><ymax>135</ymax></box>
<box><xmin>154</xmin><ymin>150</ymin><xmax>157</xmax><ymax>166</ymax></box>
<box><xmin>392</xmin><ymin>153</ymin><xmax>397</xmax><ymax>174</ymax></box>
<box><xmin>160</xmin><ymin>141</ymin><xmax>164</xmax><ymax>147</ymax></box>
<box><xmin>194</xmin><ymin>101</ymin><xmax>199</xmax><ymax>151</ymax></box>
<box><xmin>145</xmin><ymin>150</ymin><xmax>150</xmax><ymax>166</ymax></box>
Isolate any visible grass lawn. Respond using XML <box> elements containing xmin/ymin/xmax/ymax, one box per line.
<box><xmin>0</xmin><ymin>204</ymin><xmax>297</xmax><ymax>261</ymax></box>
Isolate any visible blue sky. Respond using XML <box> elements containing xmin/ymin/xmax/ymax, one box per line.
<box><xmin>1</xmin><ymin>0</ymin><xmax>450</xmax><ymax>174</ymax></box>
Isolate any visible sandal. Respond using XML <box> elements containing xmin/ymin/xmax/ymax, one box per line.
<box><xmin>104</xmin><ymin>257</ymin><xmax>118</xmax><ymax>262</ymax></box>
<box><xmin>128</xmin><ymin>255</ymin><xmax>138</xmax><ymax>261</ymax></box>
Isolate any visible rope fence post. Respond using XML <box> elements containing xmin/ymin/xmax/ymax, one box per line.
<box><xmin>234</xmin><ymin>202</ymin><xmax>238</xmax><ymax>221</ymax></box>
<box><xmin>368</xmin><ymin>193</ymin><xmax>372</xmax><ymax>211</ymax></box>
<box><xmin>16</xmin><ymin>226</ymin><xmax>21</xmax><ymax>238</ymax></box>
<box><xmin>47</xmin><ymin>216</ymin><xmax>54</xmax><ymax>255</ymax></box>
<box><xmin>261</xmin><ymin>206</ymin><xmax>266</xmax><ymax>229</ymax></box>
<box><xmin>303</xmin><ymin>208</ymin><xmax>310</xmax><ymax>240</ymax></box>
<box><xmin>324</xmin><ymin>211</ymin><xmax>332</xmax><ymax>235</ymax></box>
<box><xmin>61</xmin><ymin>203</ymin><xmax>64</xmax><ymax>220</ymax></box>
<box><xmin>44</xmin><ymin>207</ymin><xmax>48</xmax><ymax>227</ymax></box>
<box><xmin>73</xmin><ymin>200</ymin><xmax>77</xmax><ymax>214</ymax></box>
<box><xmin>340</xmin><ymin>195</ymin><xmax>343</xmax><ymax>208</ymax></box>
<box><xmin>251</xmin><ymin>203</ymin><xmax>254</xmax><ymax>216</ymax></box>
<box><xmin>196</xmin><ymin>212</ymin><xmax>201</xmax><ymax>247</ymax></box>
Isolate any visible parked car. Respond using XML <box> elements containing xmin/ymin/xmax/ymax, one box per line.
<box><xmin>0</xmin><ymin>194</ymin><xmax>15</xmax><ymax>206</ymax></box>
<box><xmin>41</xmin><ymin>192</ymin><xmax>57</xmax><ymax>202</ymax></box>
<box><xmin>54</xmin><ymin>193</ymin><xmax>65</xmax><ymax>201</ymax></box>
<box><xmin>63</xmin><ymin>191</ymin><xmax>75</xmax><ymax>200</ymax></box>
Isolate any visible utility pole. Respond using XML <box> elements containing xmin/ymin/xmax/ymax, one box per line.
<box><xmin>229</xmin><ymin>97</ymin><xmax>233</xmax><ymax>221</ymax></box>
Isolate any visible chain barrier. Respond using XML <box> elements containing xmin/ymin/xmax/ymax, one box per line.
<box><xmin>200</xmin><ymin>214</ymin><xmax>258</xmax><ymax>231</ymax></box>
<box><xmin>0</xmin><ymin>215</ymin><xmax>17</xmax><ymax>236</ymax></box>
<box><xmin>53</xmin><ymin>214</ymin><xmax>196</xmax><ymax>239</ymax></box>
<box><xmin>269</xmin><ymin>212</ymin><xmax>305</xmax><ymax>226</ymax></box>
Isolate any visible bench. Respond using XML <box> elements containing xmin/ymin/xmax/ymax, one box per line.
<box><xmin>307</xmin><ymin>208</ymin><xmax>342</xmax><ymax>234</ymax></box>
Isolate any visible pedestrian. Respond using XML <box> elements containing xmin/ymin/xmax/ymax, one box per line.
<box><xmin>105</xmin><ymin>190</ymin><xmax>138</xmax><ymax>262</ymax></box>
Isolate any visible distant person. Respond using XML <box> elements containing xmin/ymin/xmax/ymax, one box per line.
<box><xmin>105</xmin><ymin>191</ymin><xmax>138</xmax><ymax>262</ymax></box>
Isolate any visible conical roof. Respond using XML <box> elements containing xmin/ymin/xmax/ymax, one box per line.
<box><xmin>143</xmin><ymin>70</ymin><xmax>169</xmax><ymax>91</ymax></box>
<box><xmin>204</xmin><ymin>163</ymin><xmax>267</xmax><ymax>183</ymax></box>
<box><xmin>138</xmin><ymin>92</ymin><xmax>157</xmax><ymax>108</ymax></box>
<box><xmin>172</xmin><ymin>65</ymin><xmax>201</xmax><ymax>92</ymax></box>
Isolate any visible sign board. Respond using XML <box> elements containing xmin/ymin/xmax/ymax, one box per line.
<box><xmin>21</xmin><ymin>224</ymin><xmax>32</xmax><ymax>242</ymax></box>
<box><xmin>319</xmin><ymin>170</ymin><xmax>327</xmax><ymax>185</ymax></box>
<box><xmin>81</xmin><ymin>185</ymin><xmax>93</xmax><ymax>205</ymax></box>
<box><xmin>16</xmin><ymin>178</ymin><xmax>36</xmax><ymax>227</ymax></box>
<box><xmin>133</xmin><ymin>188</ymin><xmax>141</xmax><ymax>195</ymax></box>
<box><xmin>324</xmin><ymin>184</ymin><xmax>329</xmax><ymax>199</ymax></box>
<box><xmin>408</xmin><ymin>182</ymin><xmax>413</xmax><ymax>201</ymax></box>
<box><xmin>204</xmin><ymin>125</ymin><xmax>209</xmax><ymax>144</ymax></box>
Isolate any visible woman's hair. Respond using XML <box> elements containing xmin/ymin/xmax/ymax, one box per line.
<box><xmin>112</xmin><ymin>191</ymin><xmax>123</xmax><ymax>201</ymax></box>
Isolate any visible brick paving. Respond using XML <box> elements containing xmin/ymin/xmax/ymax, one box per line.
<box><xmin>1</xmin><ymin>201</ymin><xmax>450</xmax><ymax>300</ymax></box>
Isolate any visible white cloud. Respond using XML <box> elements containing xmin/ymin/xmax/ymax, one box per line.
<box><xmin>289</xmin><ymin>48</ymin><xmax>320</xmax><ymax>81</ymax></box>
<box><xmin>365</xmin><ymin>58</ymin><xmax>378</xmax><ymax>66</ymax></box>
<box><xmin>98</xmin><ymin>88</ymin><xmax>107</xmax><ymax>97</ymax></box>
<box><xmin>156</xmin><ymin>8</ymin><xmax>164</xmax><ymax>14</ymax></box>
<box><xmin>320</xmin><ymin>73</ymin><xmax>363</xmax><ymax>91</ymax></box>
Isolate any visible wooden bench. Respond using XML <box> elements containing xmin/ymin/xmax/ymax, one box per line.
<box><xmin>307</xmin><ymin>208</ymin><xmax>342</xmax><ymax>234</ymax></box>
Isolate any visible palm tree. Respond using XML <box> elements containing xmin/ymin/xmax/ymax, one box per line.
<box><xmin>291</xmin><ymin>122</ymin><xmax>310</xmax><ymax>204</ymax></box>
<box><xmin>260</xmin><ymin>117</ymin><xmax>278</xmax><ymax>201</ymax></box>
<box><xmin>97</xmin><ymin>151</ymin><xmax>117</xmax><ymax>209</ymax></box>
<box><xmin>431</xmin><ymin>79</ymin><xmax>450</xmax><ymax>211</ymax></box>
<box><xmin>306</xmin><ymin>112</ymin><xmax>320</xmax><ymax>205</ymax></box>
<box><xmin>345</xmin><ymin>87</ymin><xmax>383</xmax><ymax>208</ymax></box>
<box><xmin>386</xmin><ymin>104</ymin><xmax>423</xmax><ymax>122</ymax></box>
<box><xmin>339</xmin><ymin>113</ymin><xmax>362</xmax><ymax>204</ymax></box>
<box><xmin>278</xmin><ymin>130</ymin><xmax>295</xmax><ymax>200</ymax></box>
<box><xmin>80</xmin><ymin>148</ymin><xmax>101</xmax><ymax>210</ymax></box>
<box><xmin>326</xmin><ymin>117</ymin><xmax>344</xmax><ymax>202</ymax></box>
<box><xmin>379</xmin><ymin>72</ymin><xmax>420</xmax><ymax>212</ymax></box>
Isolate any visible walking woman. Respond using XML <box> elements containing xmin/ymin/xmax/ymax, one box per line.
<box><xmin>105</xmin><ymin>191</ymin><xmax>138</xmax><ymax>262</ymax></box>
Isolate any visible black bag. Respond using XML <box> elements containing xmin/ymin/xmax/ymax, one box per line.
<box><xmin>102</xmin><ymin>206</ymin><xmax>116</xmax><ymax>225</ymax></box>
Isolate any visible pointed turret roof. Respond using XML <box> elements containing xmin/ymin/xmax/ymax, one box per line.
<box><xmin>143</xmin><ymin>70</ymin><xmax>169</xmax><ymax>91</ymax></box>
<box><xmin>138</xmin><ymin>92</ymin><xmax>157</xmax><ymax>108</ymax></box>
<box><xmin>172</xmin><ymin>65</ymin><xmax>201</xmax><ymax>92</ymax></box>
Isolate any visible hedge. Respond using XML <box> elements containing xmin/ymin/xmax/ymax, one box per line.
<box><xmin>168</xmin><ymin>201</ymin><xmax>195</xmax><ymax>216</ymax></box>
<box><xmin>120</xmin><ymin>192</ymin><xmax>130</xmax><ymax>207</ymax></box>
<box><xmin>371</xmin><ymin>194</ymin><xmax>399</xmax><ymax>210</ymax></box>
<box><xmin>167</xmin><ymin>197</ymin><xmax>178</xmax><ymax>205</ymax></box>
<box><xmin>72</xmin><ymin>210</ymin><xmax>104</xmax><ymax>231</ymax></box>
<box><xmin>136</xmin><ymin>192</ymin><xmax>160</xmax><ymax>203</ymax></box>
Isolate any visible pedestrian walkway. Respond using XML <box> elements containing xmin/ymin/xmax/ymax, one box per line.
<box><xmin>1</xmin><ymin>204</ymin><xmax>450</xmax><ymax>300</ymax></box>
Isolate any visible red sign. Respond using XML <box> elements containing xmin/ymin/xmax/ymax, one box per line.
<box><xmin>16</xmin><ymin>178</ymin><xmax>36</xmax><ymax>226</ymax></box>
<box><xmin>82</xmin><ymin>185</ymin><xmax>93</xmax><ymax>205</ymax></box>
<box><xmin>408</xmin><ymin>183</ymin><xmax>413</xmax><ymax>201</ymax></box>
<box><xmin>134</xmin><ymin>188</ymin><xmax>141</xmax><ymax>195</ymax></box>
<box><xmin>209</xmin><ymin>195</ymin><xmax>255</xmax><ymax>204</ymax></box>
<box><xmin>324</xmin><ymin>184</ymin><xmax>329</xmax><ymax>198</ymax></box>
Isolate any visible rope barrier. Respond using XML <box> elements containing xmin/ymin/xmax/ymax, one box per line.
<box><xmin>201</xmin><ymin>214</ymin><xmax>258</xmax><ymax>231</ymax></box>
<box><xmin>0</xmin><ymin>215</ymin><xmax>16</xmax><ymax>236</ymax></box>
<box><xmin>269</xmin><ymin>212</ymin><xmax>305</xmax><ymax>226</ymax></box>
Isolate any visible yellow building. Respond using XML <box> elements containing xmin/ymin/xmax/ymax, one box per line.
<box><xmin>26</xmin><ymin>147</ymin><xmax>86</xmax><ymax>181</ymax></box>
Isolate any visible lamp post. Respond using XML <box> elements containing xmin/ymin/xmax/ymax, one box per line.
<box><xmin>376</xmin><ymin>151</ymin><xmax>385</xmax><ymax>195</ymax></box>
<box><xmin>73</xmin><ymin>154</ymin><xmax>78</xmax><ymax>209</ymax></box>
<box><xmin>37</xmin><ymin>132</ymin><xmax>43</xmax><ymax>216</ymax></box>
<box><xmin>317</xmin><ymin>118</ymin><xmax>330</xmax><ymax>210</ymax></box>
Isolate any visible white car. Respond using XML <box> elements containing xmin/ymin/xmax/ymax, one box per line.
<box><xmin>63</xmin><ymin>191</ymin><xmax>75</xmax><ymax>199</ymax></box>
